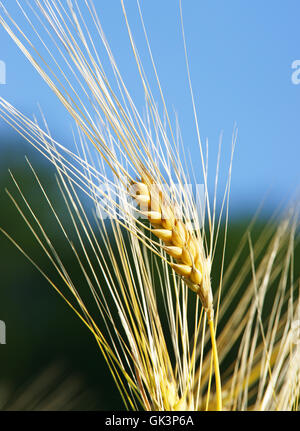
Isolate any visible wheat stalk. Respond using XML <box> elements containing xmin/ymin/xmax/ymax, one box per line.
<box><xmin>0</xmin><ymin>0</ymin><xmax>299</xmax><ymax>412</ymax></box>
<box><xmin>130</xmin><ymin>174</ymin><xmax>223</xmax><ymax>409</ymax></box>
<box><xmin>130</xmin><ymin>176</ymin><xmax>213</xmax><ymax>316</ymax></box>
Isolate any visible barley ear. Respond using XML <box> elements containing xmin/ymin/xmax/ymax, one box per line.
<box><xmin>131</xmin><ymin>176</ymin><xmax>222</xmax><ymax>410</ymax></box>
<box><xmin>131</xmin><ymin>178</ymin><xmax>214</xmax><ymax>321</ymax></box>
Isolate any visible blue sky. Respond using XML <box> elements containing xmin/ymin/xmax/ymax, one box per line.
<box><xmin>0</xmin><ymin>0</ymin><xmax>299</xmax><ymax>216</ymax></box>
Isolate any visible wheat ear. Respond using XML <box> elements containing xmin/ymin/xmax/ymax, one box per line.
<box><xmin>131</xmin><ymin>175</ymin><xmax>214</xmax><ymax>320</ymax></box>
<box><xmin>131</xmin><ymin>174</ymin><xmax>222</xmax><ymax>410</ymax></box>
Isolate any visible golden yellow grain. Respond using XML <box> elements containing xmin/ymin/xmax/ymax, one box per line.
<box><xmin>131</xmin><ymin>176</ymin><xmax>214</xmax><ymax>321</ymax></box>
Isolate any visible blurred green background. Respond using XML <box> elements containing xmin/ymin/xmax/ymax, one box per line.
<box><xmin>0</xmin><ymin>138</ymin><xmax>123</xmax><ymax>410</ymax></box>
<box><xmin>0</xmin><ymin>135</ymin><xmax>299</xmax><ymax>411</ymax></box>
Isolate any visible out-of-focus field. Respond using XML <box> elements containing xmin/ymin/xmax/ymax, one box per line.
<box><xmin>0</xmin><ymin>141</ymin><xmax>299</xmax><ymax>410</ymax></box>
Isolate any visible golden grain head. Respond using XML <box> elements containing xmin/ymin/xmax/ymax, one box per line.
<box><xmin>132</xmin><ymin>178</ymin><xmax>214</xmax><ymax>319</ymax></box>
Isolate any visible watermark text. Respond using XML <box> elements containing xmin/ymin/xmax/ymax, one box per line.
<box><xmin>0</xmin><ymin>320</ymin><xmax>6</xmax><ymax>344</ymax></box>
<box><xmin>0</xmin><ymin>60</ymin><xmax>6</xmax><ymax>85</ymax></box>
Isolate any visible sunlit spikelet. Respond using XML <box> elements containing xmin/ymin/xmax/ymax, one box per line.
<box><xmin>129</xmin><ymin>176</ymin><xmax>214</xmax><ymax>320</ymax></box>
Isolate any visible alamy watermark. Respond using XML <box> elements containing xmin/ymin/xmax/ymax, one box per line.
<box><xmin>95</xmin><ymin>182</ymin><xmax>205</xmax><ymax>229</ymax></box>
<box><xmin>0</xmin><ymin>320</ymin><xmax>6</xmax><ymax>344</ymax></box>
<box><xmin>291</xmin><ymin>60</ymin><xmax>300</xmax><ymax>85</ymax></box>
<box><xmin>0</xmin><ymin>60</ymin><xmax>6</xmax><ymax>85</ymax></box>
